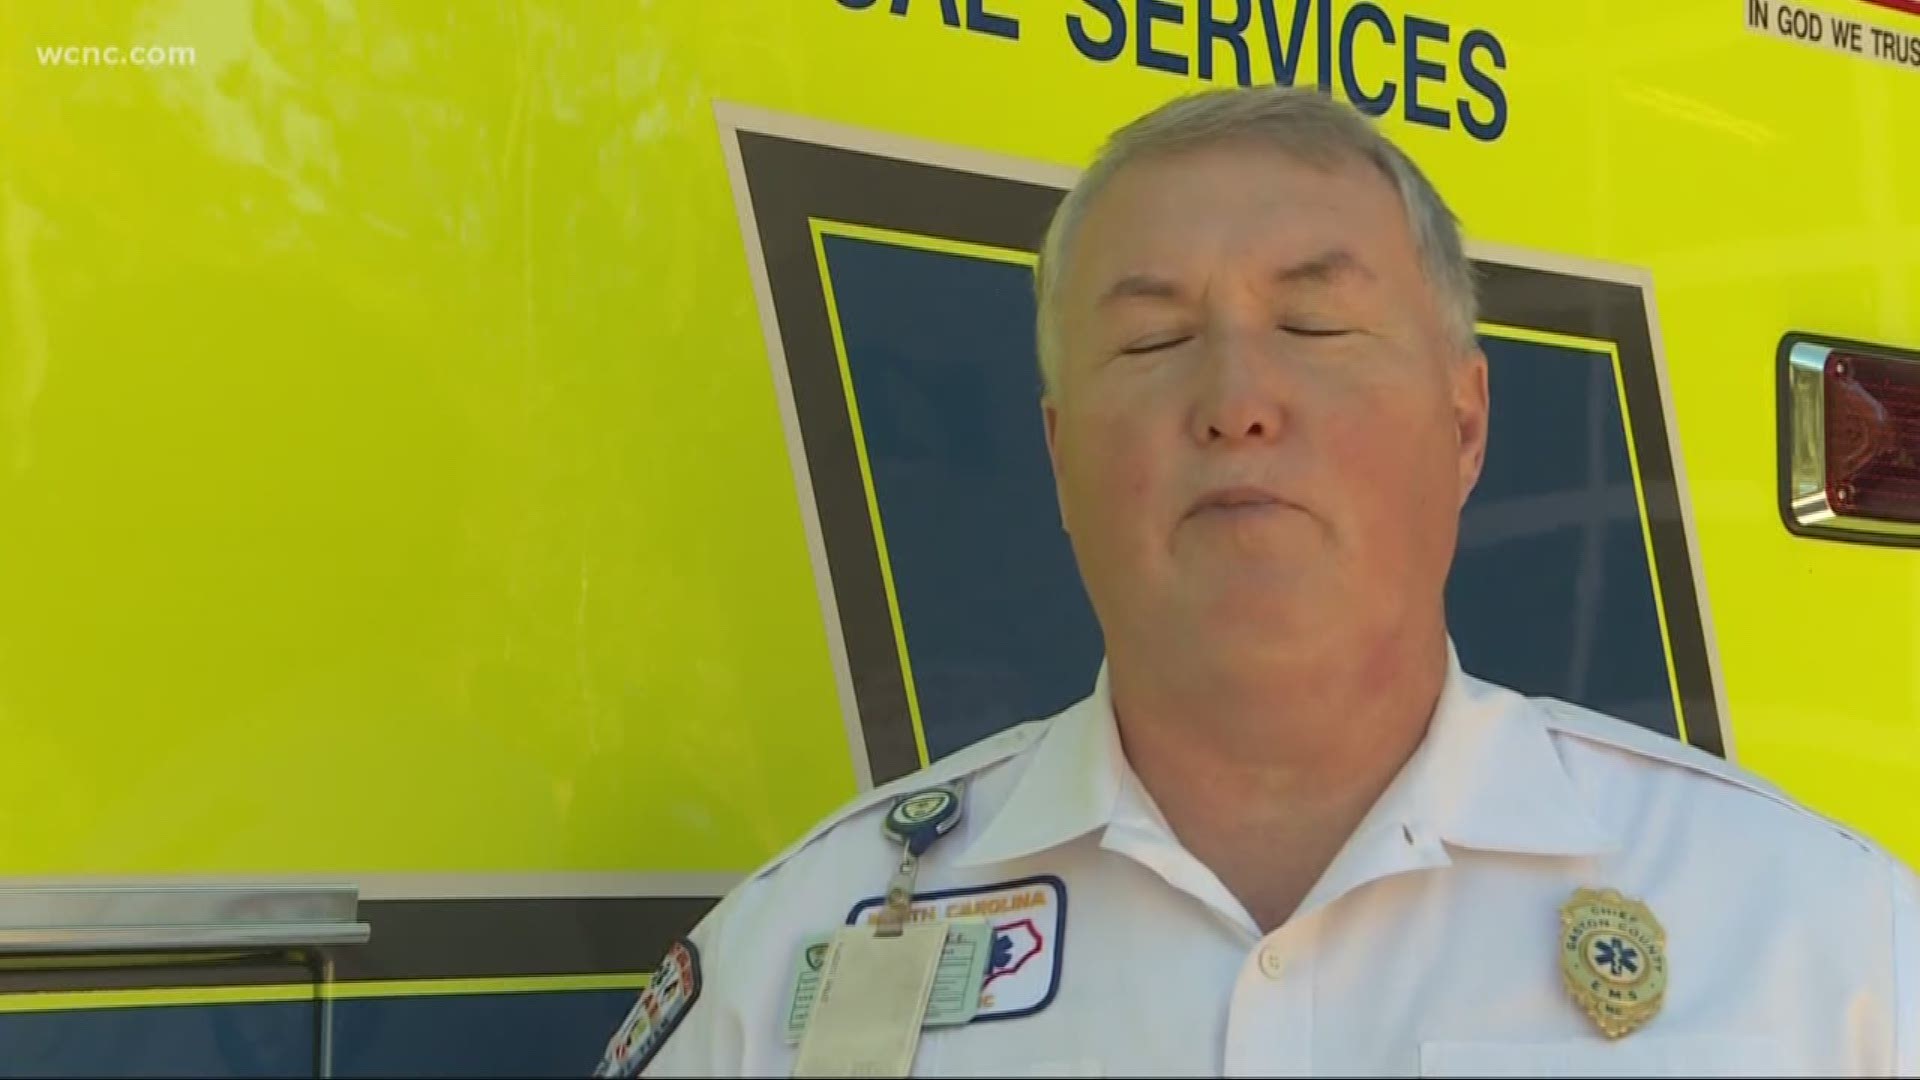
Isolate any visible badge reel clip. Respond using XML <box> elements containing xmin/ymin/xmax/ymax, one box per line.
<box><xmin>875</xmin><ymin>785</ymin><xmax>964</xmax><ymax>938</ymax></box>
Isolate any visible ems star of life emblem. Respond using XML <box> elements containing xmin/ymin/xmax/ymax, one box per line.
<box><xmin>1559</xmin><ymin>887</ymin><xmax>1668</xmax><ymax>1039</ymax></box>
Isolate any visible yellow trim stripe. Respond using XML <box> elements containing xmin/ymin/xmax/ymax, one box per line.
<box><xmin>1474</xmin><ymin>321</ymin><xmax>1613</xmax><ymax>355</ymax></box>
<box><xmin>810</xmin><ymin>217</ymin><xmax>929</xmax><ymax>766</ymax></box>
<box><xmin>809</xmin><ymin>217</ymin><xmax>1039</xmax><ymax>768</ymax></box>
<box><xmin>1477</xmin><ymin>321</ymin><xmax>1690</xmax><ymax>745</ymax></box>
<box><xmin>812</xmin><ymin>219</ymin><xmax>1037</xmax><ymax>270</ymax></box>
<box><xmin>800</xmin><ymin>234</ymin><xmax>1697</xmax><ymax>763</ymax></box>
<box><xmin>0</xmin><ymin>973</ymin><xmax>649</xmax><ymax>1015</ymax></box>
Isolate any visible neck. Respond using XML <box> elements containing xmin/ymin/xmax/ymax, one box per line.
<box><xmin>1106</xmin><ymin>618</ymin><xmax>1450</xmax><ymax>931</ymax></box>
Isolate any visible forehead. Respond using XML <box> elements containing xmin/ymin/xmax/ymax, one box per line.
<box><xmin>1064</xmin><ymin>140</ymin><xmax>1420</xmax><ymax>299</ymax></box>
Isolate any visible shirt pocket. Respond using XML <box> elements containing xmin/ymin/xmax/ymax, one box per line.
<box><xmin>1419</xmin><ymin>1035</ymin><xmax>1787</xmax><ymax>1077</ymax></box>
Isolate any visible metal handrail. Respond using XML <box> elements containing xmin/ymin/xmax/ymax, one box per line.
<box><xmin>0</xmin><ymin>884</ymin><xmax>368</xmax><ymax>954</ymax></box>
<box><xmin>0</xmin><ymin>884</ymin><xmax>368</xmax><ymax>1078</ymax></box>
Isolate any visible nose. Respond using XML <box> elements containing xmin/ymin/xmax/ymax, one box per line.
<box><xmin>1190</xmin><ymin>325</ymin><xmax>1286</xmax><ymax>447</ymax></box>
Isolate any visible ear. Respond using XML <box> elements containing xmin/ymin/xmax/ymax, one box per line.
<box><xmin>1042</xmin><ymin>395</ymin><xmax>1072</xmax><ymax>534</ymax></box>
<box><xmin>1452</xmin><ymin>348</ymin><xmax>1490</xmax><ymax>508</ymax></box>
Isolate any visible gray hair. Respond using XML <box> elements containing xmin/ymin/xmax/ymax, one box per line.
<box><xmin>1034</xmin><ymin>88</ymin><xmax>1478</xmax><ymax>396</ymax></box>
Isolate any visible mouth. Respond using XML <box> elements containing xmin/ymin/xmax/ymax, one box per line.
<box><xmin>1186</xmin><ymin>485</ymin><xmax>1296</xmax><ymax>519</ymax></box>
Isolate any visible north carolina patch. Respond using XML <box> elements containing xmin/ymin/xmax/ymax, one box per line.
<box><xmin>846</xmin><ymin>875</ymin><xmax>1066</xmax><ymax>1021</ymax></box>
<box><xmin>593</xmin><ymin>938</ymin><xmax>702</xmax><ymax>1078</ymax></box>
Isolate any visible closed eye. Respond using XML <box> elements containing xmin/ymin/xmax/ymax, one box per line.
<box><xmin>1120</xmin><ymin>335</ymin><xmax>1193</xmax><ymax>355</ymax></box>
<box><xmin>1281</xmin><ymin>325</ymin><xmax>1353</xmax><ymax>338</ymax></box>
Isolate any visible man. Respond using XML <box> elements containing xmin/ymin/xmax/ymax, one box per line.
<box><xmin>596</xmin><ymin>88</ymin><xmax>1918</xmax><ymax>1076</ymax></box>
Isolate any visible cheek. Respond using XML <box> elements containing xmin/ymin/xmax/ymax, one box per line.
<box><xmin>1058</xmin><ymin>406</ymin><xmax>1175</xmax><ymax>531</ymax></box>
<box><xmin>1317</xmin><ymin>388</ymin><xmax>1460</xmax><ymax>530</ymax></box>
<box><xmin>1063</xmin><ymin>427</ymin><xmax>1141</xmax><ymax>512</ymax></box>
<box><xmin>1119</xmin><ymin>447</ymin><xmax>1156</xmax><ymax>503</ymax></box>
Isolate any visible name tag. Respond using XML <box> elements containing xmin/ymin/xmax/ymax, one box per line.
<box><xmin>785</xmin><ymin>919</ymin><xmax>992</xmax><ymax>1043</ymax></box>
<box><xmin>846</xmin><ymin>875</ymin><xmax>1067</xmax><ymax>1021</ymax></box>
<box><xmin>791</xmin><ymin>922</ymin><xmax>947</xmax><ymax>1078</ymax></box>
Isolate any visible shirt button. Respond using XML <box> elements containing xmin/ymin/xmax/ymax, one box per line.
<box><xmin>1257</xmin><ymin>945</ymin><xmax>1285</xmax><ymax>979</ymax></box>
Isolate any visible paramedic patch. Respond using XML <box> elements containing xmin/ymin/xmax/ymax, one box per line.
<box><xmin>846</xmin><ymin>875</ymin><xmax>1066</xmax><ymax>1021</ymax></box>
<box><xmin>593</xmin><ymin>938</ymin><xmax>701</xmax><ymax>1078</ymax></box>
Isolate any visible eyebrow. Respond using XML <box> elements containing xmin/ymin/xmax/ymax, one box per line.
<box><xmin>1274</xmin><ymin>248</ymin><xmax>1373</xmax><ymax>286</ymax></box>
<box><xmin>1096</xmin><ymin>249</ymin><xmax>1373</xmax><ymax>308</ymax></box>
<box><xmin>1098</xmin><ymin>273</ymin><xmax>1184</xmax><ymax>307</ymax></box>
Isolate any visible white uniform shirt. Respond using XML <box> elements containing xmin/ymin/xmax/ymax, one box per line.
<box><xmin>613</xmin><ymin>653</ymin><xmax>1920</xmax><ymax>1077</ymax></box>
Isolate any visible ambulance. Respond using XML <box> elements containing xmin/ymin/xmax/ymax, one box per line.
<box><xmin>2</xmin><ymin>0</ymin><xmax>1917</xmax><ymax>1074</ymax></box>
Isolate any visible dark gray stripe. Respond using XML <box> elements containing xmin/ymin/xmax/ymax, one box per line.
<box><xmin>0</xmin><ymin>952</ymin><xmax>320</xmax><ymax>995</ymax></box>
<box><xmin>737</xmin><ymin>131</ymin><xmax>1065</xmax><ymax>783</ymax></box>
<box><xmin>733</xmin><ymin>128</ymin><xmax>1724</xmax><ymax>764</ymax></box>
<box><xmin>0</xmin><ymin>898</ymin><xmax>719</xmax><ymax>992</ymax></box>
<box><xmin>1476</xmin><ymin>264</ymin><xmax>1722</xmax><ymax>756</ymax></box>
<box><xmin>338</xmin><ymin>897</ymin><xmax>717</xmax><ymax>981</ymax></box>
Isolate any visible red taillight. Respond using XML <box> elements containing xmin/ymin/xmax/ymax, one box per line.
<box><xmin>1824</xmin><ymin>351</ymin><xmax>1920</xmax><ymax>522</ymax></box>
<box><xmin>1859</xmin><ymin>0</ymin><xmax>1920</xmax><ymax>19</ymax></box>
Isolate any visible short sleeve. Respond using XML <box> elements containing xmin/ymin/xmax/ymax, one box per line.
<box><xmin>1892</xmin><ymin>855</ymin><xmax>1920</xmax><ymax>1077</ymax></box>
<box><xmin>589</xmin><ymin>895</ymin><xmax>742</xmax><ymax>1078</ymax></box>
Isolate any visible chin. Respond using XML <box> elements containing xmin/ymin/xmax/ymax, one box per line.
<box><xmin>1192</xmin><ymin>577</ymin><xmax>1318</xmax><ymax>631</ymax></box>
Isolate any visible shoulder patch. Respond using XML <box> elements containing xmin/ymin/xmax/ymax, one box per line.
<box><xmin>746</xmin><ymin>718</ymin><xmax>1051</xmax><ymax>882</ymax></box>
<box><xmin>1532</xmin><ymin>695</ymin><xmax>1879</xmax><ymax>855</ymax></box>
<box><xmin>593</xmin><ymin>938</ymin><xmax>701</xmax><ymax>1079</ymax></box>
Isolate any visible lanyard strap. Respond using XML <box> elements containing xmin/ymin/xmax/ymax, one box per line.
<box><xmin>874</xmin><ymin>784</ymin><xmax>964</xmax><ymax>937</ymax></box>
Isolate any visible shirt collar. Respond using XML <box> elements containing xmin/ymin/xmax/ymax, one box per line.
<box><xmin>1410</xmin><ymin>642</ymin><xmax>1618</xmax><ymax>859</ymax></box>
<box><xmin>951</xmin><ymin>664</ymin><xmax>1124</xmax><ymax>869</ymax></box>
<box><xmin>952</xmin><ymin>643</ymin><xmax>1618</xmax><ymax>877</ymax></box>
